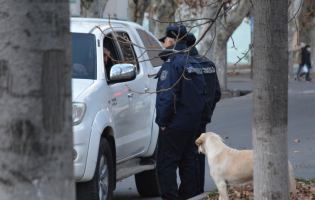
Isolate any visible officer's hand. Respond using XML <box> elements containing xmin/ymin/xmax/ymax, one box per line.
<box><xmin>161</xmin><ymin>127</ymin><xmax>166</xmax><ymax>130</ymax></box>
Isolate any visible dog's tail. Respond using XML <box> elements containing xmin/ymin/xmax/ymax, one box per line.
<box><xmin>288</xmin><ymin>161</ymin><xmax>297</xmax><ymax>200</ymax></box>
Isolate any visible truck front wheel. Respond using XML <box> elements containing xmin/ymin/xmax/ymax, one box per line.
<box><xmin>77</xmin><ymin>138</ymin><xmax>114</xmax><ymax>200</ymax></box>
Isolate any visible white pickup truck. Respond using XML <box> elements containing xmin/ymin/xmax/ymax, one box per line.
<box><xmin>71</xmin><ymin>18</ymin><xmax>163</xmax><ymax>200</ymax></box>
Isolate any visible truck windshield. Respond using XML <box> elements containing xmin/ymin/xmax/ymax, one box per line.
<box><xmin>71</xmin><ymin>33</ymin><xmax>97</xmax><ymax>79</ymax></box>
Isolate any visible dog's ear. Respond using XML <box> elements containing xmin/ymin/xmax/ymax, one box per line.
<box><xmin>195</xmin><ymin>134</ymin><xmax>205</xmax><ymax>147</ymax></box>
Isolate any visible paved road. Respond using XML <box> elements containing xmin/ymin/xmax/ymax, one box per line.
<box><xmin>113</xmin><ymin>75</ymin><xmax>315</xmax><ymax>200</ymax></box>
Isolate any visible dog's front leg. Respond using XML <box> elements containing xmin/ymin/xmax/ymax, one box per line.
<box><xmin>217</xmin><ymin>182</ymin><xmax>229</xmax><ymax>200</ymax></box>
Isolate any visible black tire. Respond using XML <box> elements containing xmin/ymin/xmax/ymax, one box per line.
<box><xmin>76</xmin><ymin>138</ymin><xmax>115</xmax><ymax>200</ymax></box>
<box><xmin>135</xmin><ymin>145</ymin><xmax>161</xmax><ymax>197</ymax></box>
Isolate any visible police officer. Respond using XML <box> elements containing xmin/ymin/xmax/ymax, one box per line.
<box><xmin>155</xmin><ymin>26</ymin><xmax>206</xmax><ymax>200</ymax></box>
<box><xmin>186</xmin><ymin>33</ymin><xmax>221</xmax><ymax>195</ymax></box>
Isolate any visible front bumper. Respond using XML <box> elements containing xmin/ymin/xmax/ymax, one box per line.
<box><xmin>73</xmin><ymin>123</ymin><xmax>92</xmax><ymax>181</ymax></box>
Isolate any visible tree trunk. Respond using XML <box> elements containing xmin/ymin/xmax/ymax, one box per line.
<box><xmin>149</xmin><ymin>6</ymin><xmax>155</xmax><ymax>33</ymax></box>
<box><xmin>214</xmin><ymin>35</ymin><xmax>228</xmax><ymax>90</ymax></box>
<box><xmin>288</xmin><ymin>0</ymin><xmax>302</xmax><ymax>78</ymax></box>
<box><xmin>197</xmin><ymin>5</ymin><xmax>219</xmax><ymax>61</ymax></box>
<box><xmin>153</xmin><ymin>0</ymin><xmax>178</xmax><ymax>39</ymax></box>
<box><xmin>253</xmin><ymin>1</ymin><xmax>289</xmax><ymax>199</ymax></box>
<box><xmin>128</xmin><ymin>0</ymin><xmax>137</xmax><ymax>22</ymax></box>
<box><xmin>311</xmin><ymin>22</ymin><xmax>315</xmax><ymax>73</ymax></box>
<box><xmin>298</xmin><ymin>0</ymin><xmax>315</xmax><ymax>45</ymax></box>
<box><xmin>0</xmin><ymin>1</ymin><xmax>74</xmax><ymax>200</ymax></box>
<box><xmin>213</xmin><ymin>0</ymin><xmax>251</xmax><ymax>90</ymax></box>
<box><xmin>128</xmin><ymin>0</ymin><xmax>151</xmax><ymax>25</ymax></box>
<box><xmin>81</xmin><ymin>0</ymin><xmax>108</xmax><ymax>18</ymax></box>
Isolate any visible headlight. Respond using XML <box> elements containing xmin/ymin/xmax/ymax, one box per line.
<box><xmin>73</xmin><ymin>149</ymin><xmax>78</xmax><ymax>161</ymax></box>
<box><xmin>72</xmin><ymin>102</ymin><xmax>86</xmax><ymax>126</ymax></box>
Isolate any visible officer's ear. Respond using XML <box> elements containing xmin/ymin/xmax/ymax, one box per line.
<box><xmin>166</xmin><ymin>37</ymin><xmax>175</xmax><ymax>46</ymax></box>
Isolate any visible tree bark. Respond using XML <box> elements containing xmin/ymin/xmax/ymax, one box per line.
<box><xmin>298</xmin><ymin>1</ymin><xmax>315</xmax><ymax>45</ymax></box>
<box><xmin>253</xmin><ymin>1</ymin><xmax>289</xmax><ymax>199</ymax></box>
<box><xmin>81</xmin><ymin>0</ymin><xmax>108</xmax><ymax>18</ymax></box>
<box><xmin>213</xmin><ymin>0</ymin><xmax>251</xmax><ymax>90</ymax></box>
<box><xmin>0</xmin><ymin>1</ymin><xmax>74</xmax><ymax>200</ymax></box>
<box><xmin>197</xmin><ymin>4</ymin><xmax>219</xmax><ymax>61</ymax></box>
<box><xmin>153</xmin><ymin>0</ymin><xmax>178</xmax><ymax>39</ymax></box>
<box><xmin>128</xmin><ymin>0</ymin><xmax>151</xmax><ymax>25</ymax></box>
<box><xmin>311</xmin><ymin>21</ymin><xmax>315</xmax><ymax>73</ymax></box>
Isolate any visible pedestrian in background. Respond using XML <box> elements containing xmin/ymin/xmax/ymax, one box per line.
<box><xmin>294</xmin><ymin>42</ymin><xmax>305</xmax><ymax>81</ymax></box>
<box><xmin>155</xmin><ymin>25</ymin><xmax>206</xmax><ymax>200</ymax></box>
<box><xmin>186</xmin><ymin>33</ymin><xmax>221</xmax><ymax>195</ymax></box>
<box><xmin>299</xmin><ymin>45</ymin><xmax>312</xmax><ymax>82</ymax></box>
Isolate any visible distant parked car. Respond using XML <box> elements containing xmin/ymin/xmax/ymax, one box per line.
<box><xmin>71</xmin><ymin>17</ymin><xmax>164</xmax><ymax>200</ymax></box>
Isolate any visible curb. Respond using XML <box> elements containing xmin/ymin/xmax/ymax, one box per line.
<box><xmin>188</xmin><ymin>191</ymin><xmax>210</xmax><ymax>200</ymax></box>
<box><xmin>221</xmin><ymin>89</ymin><xmax>252</xmax><ymax>99</ymax></box>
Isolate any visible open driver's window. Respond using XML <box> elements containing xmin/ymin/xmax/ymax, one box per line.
<box><xmin>116</xmin><ymin>32</ymin><xmax>140</xmax><ymax>74</ymax></box>
<box><xmin>103</xmin><ymin>34</ymin><xmax>121</xmax><ymax>81</ymax></box>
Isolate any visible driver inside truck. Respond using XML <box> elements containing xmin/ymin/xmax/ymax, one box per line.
<box><xmin>73</xmin><ymin>45</ymin><xmax>111</xmax><ymax>76</ymax></box>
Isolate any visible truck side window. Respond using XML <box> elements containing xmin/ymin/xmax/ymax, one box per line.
<box><xmin>103</xmin><ymin>34</ymin><xmax>121</xmax><ymax>80</ymax></box>
<box><xmin>136</xmin><ymin>29</ymin><xmax>164</xmax><ymax>67</ymax></box>
<box><xmin>116</xmin><ymin>32</ymin><xmax>140</xmax><ymax>74</ymax></box>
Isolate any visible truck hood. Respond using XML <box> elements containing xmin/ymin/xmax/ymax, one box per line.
<box><xmin>72</xmin><ymin>79</ymin><xmax>94</xmax><ymax>101</ymax></box>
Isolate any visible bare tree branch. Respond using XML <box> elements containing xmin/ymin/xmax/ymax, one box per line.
<box><xmin>217</xmin><ymin>19</ymin><xmax>237</xmax><ymax>50</ymax></box>
<box><xmin>304</xmin><ymin>8</ymin><xmax>315</xmax><ymax>16</ymax></box>
<box><xmin>229</xmin><ymin>43</ymin><xmax>253</xmax><ymax>76</ymax></box>
<box><xmin>288</xmin><ymin>0</ymin><xmax>303</xmax><ymax>23</ymax></box>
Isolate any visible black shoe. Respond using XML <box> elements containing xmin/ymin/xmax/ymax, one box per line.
<box><xmin>294</xmin><ymin>75</ymin><xmax>300</xmax><ymax>81</ymax></box>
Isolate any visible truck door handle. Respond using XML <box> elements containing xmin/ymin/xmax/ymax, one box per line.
<box><xmin>144</xmin><ymin>88</ymin><xmax>150</xmax><ymax>92</ymax></box>
<box><xmin>128</xmin><ymin>93</ymin><xmax>134</xmax><ymax>98</ymax></box>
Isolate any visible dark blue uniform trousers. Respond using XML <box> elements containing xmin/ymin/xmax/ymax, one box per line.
<box><xmin>157</xmin><ymin>127</ymin><xmax>196</xmax><ymax>200</ymax></box>
<box><xmin>194</xmin><ymin>124</ymin><xmax>206</xmax><ymax>195</ymax></box>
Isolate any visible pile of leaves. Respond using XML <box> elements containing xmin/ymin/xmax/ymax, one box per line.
<box><xmin>203</xmin><ymin>179</ymin><xmax>315</xmax><ymax>200</ymax></box>
<box><xmin>295</xmin><ymin>179</ymin><xmax>315</xmax><ymax>200</ymax></box>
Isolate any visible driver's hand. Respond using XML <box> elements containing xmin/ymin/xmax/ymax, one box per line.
<box><xmin>73</xmin><ymin>63</ymin><xmax>87</xmax><ymax>73</ymax></box>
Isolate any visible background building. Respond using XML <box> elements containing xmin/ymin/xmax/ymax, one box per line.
<box><xmin>70</xmin><ymin>0</ymin><xmax>128</xmax><ymax>20</ymax></box>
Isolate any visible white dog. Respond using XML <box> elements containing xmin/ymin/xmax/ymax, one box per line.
<box><xmin>195</xmin><ymin>132</ymin><xmax>297</xmax><ymax>200</ymax></box>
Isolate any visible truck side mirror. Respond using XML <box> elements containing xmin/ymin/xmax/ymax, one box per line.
<box><xmin>110</xmin><ymin>64</ymin><xmax>136</xmax><ymax>81</ymax></box>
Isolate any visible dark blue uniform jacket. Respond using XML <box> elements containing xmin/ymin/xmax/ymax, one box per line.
<box><xmin>155</xmin><ymin>44</ymin><xmax>206</xmax><ymax>131</ymax></box>
<box><xmin>190</xmin><ymin>47</ymin><xmax>221</xmax><ymax>124</ymax></box>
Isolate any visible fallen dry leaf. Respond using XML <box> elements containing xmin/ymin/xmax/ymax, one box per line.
<box><xmin>204</xmin><ymin>180</ymin><xmax>315</xmax><ymax>200</ymax></box>
<box><xmin>304</xmin><ymin>196</ymin><xmax>313</xmax><ymax>200</ymax></box>
<box><xmin>294</xmin><ymin>139</ymin><xmax>300</xmax><ymax>142</ymax></box>
<box><xmin>293</xmin><ymin>150</ymin><xmax>300</xmax><ymax>153</ymax></box>
<box><xmin>225</xmin><ymin>136</ymin><xmax>229</xmax><ymax>139</ymax></box>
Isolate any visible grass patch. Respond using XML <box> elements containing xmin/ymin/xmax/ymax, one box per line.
<box><xmin>207</xmin><ymin>189</ymin><xmax>218</xmax><ymax>197</ymax></box>
<box><xmin>296</xmin><ymin>178</ymin><xmax>315</xmax><ymax>185</ymax></box>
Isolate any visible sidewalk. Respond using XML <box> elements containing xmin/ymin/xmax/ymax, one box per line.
<box><xmin>224</xmin><ymin>72</ymin><xmax>314</xmax><ymax>98</ymax></box>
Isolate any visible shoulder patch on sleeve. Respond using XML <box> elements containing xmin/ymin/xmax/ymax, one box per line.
<box><xmin>166</xmin><ymin>56</ymin><xmax>175</xmax><ymax>63</ymax></box>
<box><xmin>160</xmin><ymin>70</ymin><xmax>168</xmax><ymax>81</ymax></box>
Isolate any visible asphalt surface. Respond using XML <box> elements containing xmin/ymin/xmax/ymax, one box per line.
<box><xmin>113</xmin><ymin>74</ymin><xmax>315</xmax><ymax>200</ymax></box>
